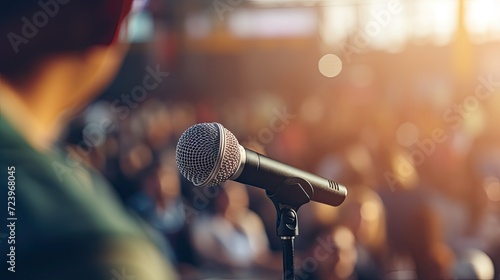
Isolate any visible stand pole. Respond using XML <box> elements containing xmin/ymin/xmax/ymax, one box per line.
<box><xmin>266</xmin><ymin>178</ymin><xmax>313</xmax><ymax>280</ymax></box>
<box><xmin>282</xmin><ymin>237</ymin><xmax>295</xmax><ymax>280</ymax></box>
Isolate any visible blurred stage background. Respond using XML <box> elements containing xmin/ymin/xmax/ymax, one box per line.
<box><xmin>63</xmin><ymin>0</ymin><xmax>500</xmax><ymax>279</ymax></box>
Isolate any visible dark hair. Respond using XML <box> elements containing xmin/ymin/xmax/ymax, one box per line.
<box><xmin>0</xmin><ymin>0</ymin><xmax>132</xmax><ymax>82</ymax></box>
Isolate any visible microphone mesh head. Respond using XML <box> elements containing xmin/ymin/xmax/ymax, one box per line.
<box><xmin>175</xmin><ymin>123</ymin><xmax>241</xmax><ymax>186</ymax></box>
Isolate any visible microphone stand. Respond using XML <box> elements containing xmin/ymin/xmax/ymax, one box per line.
<box><xmin>266</xmin><ymin>177</ymin><xmax>313</xmax><ymax>280</ymax></box>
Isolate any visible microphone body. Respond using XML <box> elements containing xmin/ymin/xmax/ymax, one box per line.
<box><xmin>235</xmin><ymin>148</ymin><xmax>346</xmax><ymax>206</ymax></box>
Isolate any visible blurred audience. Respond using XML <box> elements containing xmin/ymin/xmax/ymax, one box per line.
<box><xmin>190</xmin><ymin>181</ymin><xmax>280</xmax><ymax>277</ymax></box>
<box><xmin>58</xmin><ymin>1</ymin><xmax>500</xmax><ymax>279</ymax></box>
<box><xmin>64</xmin><ymin>82</ymin><xmax>500</xmax><ymax>279</ymax></box>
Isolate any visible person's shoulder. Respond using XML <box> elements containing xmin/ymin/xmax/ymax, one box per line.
<box><xmin>17</xmin><ymin>152</ymin><xmax>144</xmax><ymax>237</ymax></box>
<box><xmin>244</xmin><ymin>209</ymin><xmax>264</xmax><ymax>224</ymax></box>
<box><xmin>2</xmin><ymin>147</ymin><xmax>178</xmax><ymax>279</ymax></box>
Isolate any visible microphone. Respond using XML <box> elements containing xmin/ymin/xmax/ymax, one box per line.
<box><xmin>175</xmin><ymin>122</ymin><xmax>347</xmax><ymax>207</ymax></box>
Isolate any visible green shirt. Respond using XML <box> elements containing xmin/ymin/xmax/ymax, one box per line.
<box><xmin>0</xmin><ymin>115</ymin><xmax>177</xmax><ymax>279</ymax></box>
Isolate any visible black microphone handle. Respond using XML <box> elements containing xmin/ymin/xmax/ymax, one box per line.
<box><xmin>235</xmin><ymin>148</ymin><xmax>347</xmax><ymax>207</ymax></box>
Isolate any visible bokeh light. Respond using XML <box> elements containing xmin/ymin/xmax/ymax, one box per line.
<box><xmin>318</xmin><ymin>54</ymin><xmax>342</xmax><ymax>78</ymax></box>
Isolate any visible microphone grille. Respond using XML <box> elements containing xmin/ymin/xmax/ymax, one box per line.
<box><xmin>175</xmin><ymin>123</ymin><xmax>241</xmax><ymax>186</ymax></box>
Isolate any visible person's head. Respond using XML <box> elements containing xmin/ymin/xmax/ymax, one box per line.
<box><xmin>143</xmin><ymin>164</ymin><xmax>181</xmax><ymax>204</ymax></box>
<box><xmin>215</xmin><ymin>182</ymin><xmax>249</xmax><ymax>219</ymax></box>
<box><xmin>310</xmin><ymin>226</ymin><xmax>357</xmax><ymax>280</ymax></box>
<box><xmin>0</xmin><ymin>0</ymin><xmax>132</xmax><ymax>107</ymax></box>
<box><xmin>338</xmin><ymin>187</ymin><xmax>387</xmax><ymax>256</ymax></box>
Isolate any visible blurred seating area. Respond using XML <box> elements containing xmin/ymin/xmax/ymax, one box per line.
<box><xmin>61</xmin><ymin>0</ymin><xmax>500</xmax><ymax>279</ymax></box>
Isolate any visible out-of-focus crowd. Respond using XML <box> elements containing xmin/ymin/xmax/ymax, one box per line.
<box><xmin>57</xmin><ymin>1</ymin><xmax>500</xmax><ymax>278</ymax></box>
<box><xmin>62</xmin><ymin>85</ymin><xmax>500</xmax><ymax>279</ymax></box>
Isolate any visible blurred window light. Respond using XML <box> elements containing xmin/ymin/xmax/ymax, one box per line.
<box><xmin>228</xmin><ymin>8</ymin><xmax>317</xmax><ymax>38</ymax></box>
<box><xmin>321</xmin><ymin>5</ymin><xmax>356</xmax><ymax>46</ymax></box>
<box><xmin>179</xmin><ymin>0</ymin><xmax>500</xmax><ymax>50</ymax></box>
<box><xmin>185</xmin><ymin>12</ymin><xmax>213</xmax><ymax>39</ymax></box>
<box><xmin>127</xmin><ymin>10</ymin><xmax>154</xmax><ymax>42</ymax></box>
<box><xmin>251</xmin><ymin>0</ymin><xmax>500</xmax><ymax>47</ymax></box>
<box><xmin>430</xmin><ymin>0</ymin><xmax>457</xmax><ymax>46</ymax></box>
<box><xmin>411</xmin><ymin>0</ymin><xmax>457</xmax><ymax>45</ymax></box>
<box><xmin>373</xmin><ymin>14</ymin><xmax>408</xmax><ymax>52</ymax></box>
<box><xmin>465</xmin><ymin>0</ymin><xmax>500</xmax><ymax>43</ymax></box>
<box><xmin>248</xmin><ymin>0</ymin><xmax>325</xmax><ymax>7</ymax></box>
<box><xmin>322</xmin><ymin>0</ymin><xmax>458</xmax><ymax>51</ymax></box>
<box><xmin>359</xmin><ymin>0</ymin><xmax>408</xmax><ymax>50</ymax></box>
<box><xmin>123</xmin><ymin>0</ymin><xmax>154</xmax><ymax>43</ymax></box>
<box><xmin>131</xmin><ymin>0</ymin><xmax>149</xmax><ymax>12</ymax></box>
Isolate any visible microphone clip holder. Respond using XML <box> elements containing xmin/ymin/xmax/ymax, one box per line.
<box><xmin>266</xmin><ymin>177</ymin><xmax>313</xmax><ymax>280</ymax></box>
